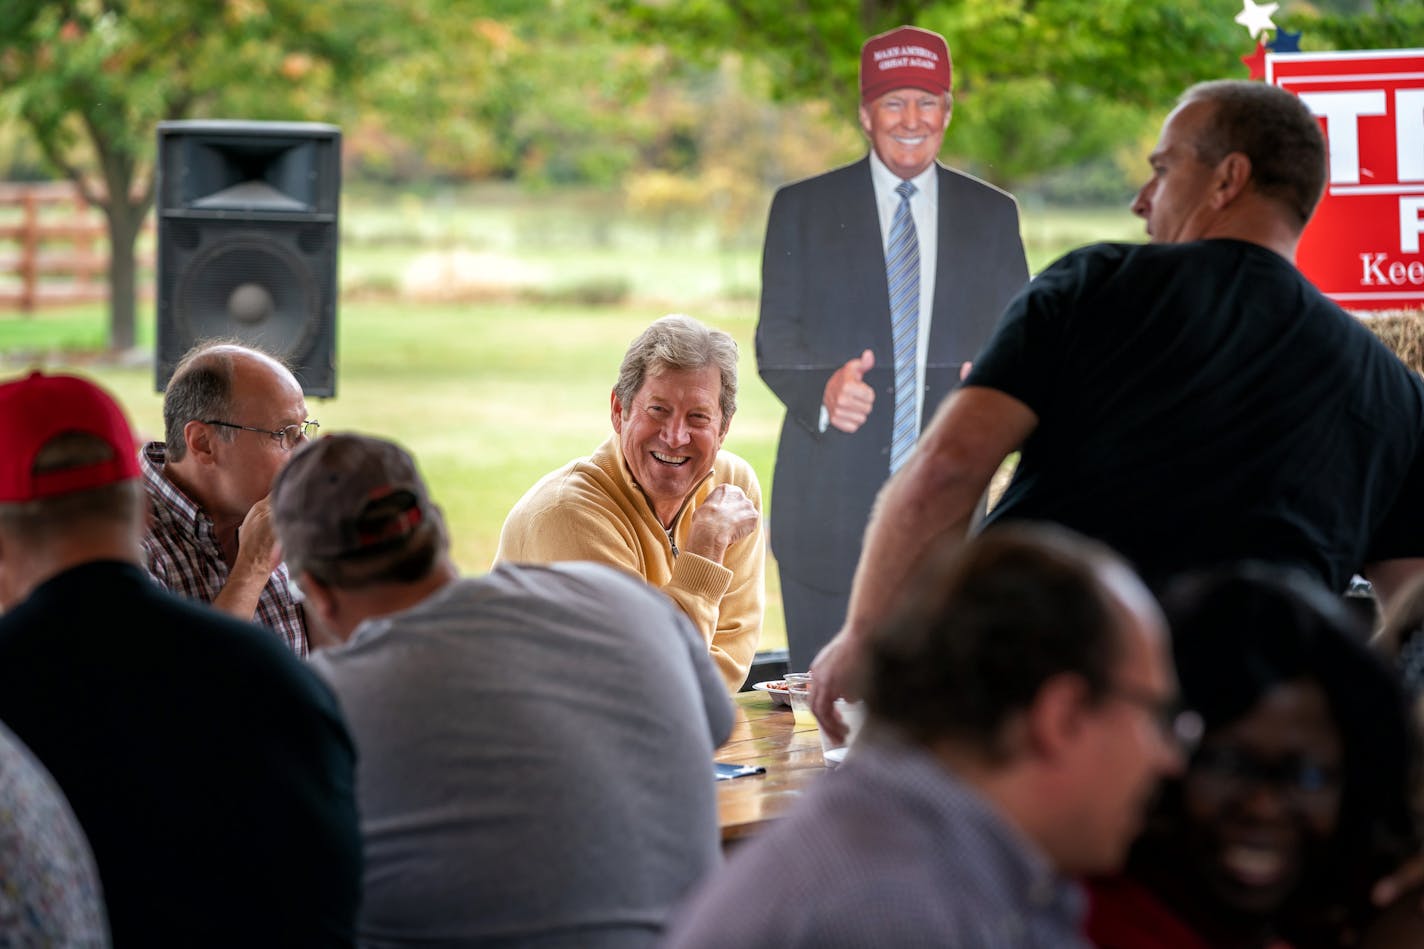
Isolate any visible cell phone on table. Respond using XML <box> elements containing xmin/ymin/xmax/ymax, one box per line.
<box><xmin>714</xmin><ymin>762</ymin><xmax>766</xmax><ymax>781</ymax></box>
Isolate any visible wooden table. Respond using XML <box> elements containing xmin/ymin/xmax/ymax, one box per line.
<box><xmin>716</xmin><ymin>690</ymin><xmax>829</xmax><ymax>843</ymax></box>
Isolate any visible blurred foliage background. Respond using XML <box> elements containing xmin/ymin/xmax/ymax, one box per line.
<box><xmin>3</xmin><ymin>0</ymin><xmax>1421</xmax><ymax>348</ymax></box>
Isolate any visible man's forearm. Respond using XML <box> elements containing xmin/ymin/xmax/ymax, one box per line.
<box><xmin>841</xmin><ymin>387</ymin><xmax>1032</xmax><ymax>642</ymax></box>
<box><xmin>1365</xmin><ymin>558</ymin><xmax>1424</xmax><ymax>613</ymax></box>
<box><xmin>810</xmin><ymin>445</ymin><xmax>982</xmax><ymax>740</ymax></box>
<box><xmin>661</xmin><ymin>554</ymin><xmax>752</xmax><ymax>691</ymax></box>
<box><xmin>211</xmin><ymin>563</ymin><xmax>269</xmax><ymax>622</ymax></box>
<box><xmin>842</xmin><ymin>449</ymin><xmax>980</xmax><ymax>642</ymax></box>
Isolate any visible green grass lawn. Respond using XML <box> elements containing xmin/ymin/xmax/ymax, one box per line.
<box><xmin>0</xmin><ymin>197</ymin><xmax>1143</xmax><ymax>658</ymax></box>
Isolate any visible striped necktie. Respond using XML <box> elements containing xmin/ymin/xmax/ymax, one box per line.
<box><xmin>888</xmin><ymin>180</ymin><xmax>919</xmax><ymax>473</ymax></box>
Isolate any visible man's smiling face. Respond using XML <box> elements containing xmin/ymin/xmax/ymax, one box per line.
<box><xmin>859</xmin><ymin>87</ymin><xmax>951</xmax><ymax>180</ymax></box>
<box><xmin>611</xmin><ymin>365</ymin><xmax>727</xmax><ymax>526</ymax></box>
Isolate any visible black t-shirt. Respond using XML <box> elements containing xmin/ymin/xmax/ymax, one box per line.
<box><xmin>968</xmin><ymin>239</ymin><xmax>1424</xmax><ymax>592</ymax></box>
<box><xmin>0</xmin><ymin>561</ymin><xmax>361</xmax><ymax>947</ymax></box>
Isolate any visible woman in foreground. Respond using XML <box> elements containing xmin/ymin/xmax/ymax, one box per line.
<box><xmin>1087</xmin><ymin>566</ymin><xmax>1422</xmax><ymax>949</ymax></box>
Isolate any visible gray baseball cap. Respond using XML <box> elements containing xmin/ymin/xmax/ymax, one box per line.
<box><xmin>271</xmin><ymin>432</ymin><xmax>434</xmax><ymax>565</ymax></box>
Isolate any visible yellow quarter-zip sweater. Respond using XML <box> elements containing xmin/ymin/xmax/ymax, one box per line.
<box><xmin>495</xmin><ymin>435</ymin><xmax>764</xmax><ymax>691</ymax></box>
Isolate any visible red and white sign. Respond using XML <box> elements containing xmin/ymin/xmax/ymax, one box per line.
<box><xmin>1268</xmin><ymin>49</ymin><xmax>1424</xmax><ymax>310</ymax></box>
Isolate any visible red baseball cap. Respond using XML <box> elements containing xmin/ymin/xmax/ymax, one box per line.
<box><xmin>0</xmin><ymin>372</ymin><xmax>141</xmax><ymax>502</ymax></box>
<box><xmin>860</xmin><ymin>25</ymin><xmax>952</xmax><ymax>104</ymax></box>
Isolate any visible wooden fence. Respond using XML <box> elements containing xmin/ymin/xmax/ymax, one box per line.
<box><xmin>0</xmin><ymin>182</ymin><xmax>153</xmax><ymax>311</ymax></box>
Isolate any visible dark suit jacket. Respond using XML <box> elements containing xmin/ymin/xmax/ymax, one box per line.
<box><xmin>756</xmin><ymin>156</ymin><xmax>1029</xmax><ymax>592</ymax></box>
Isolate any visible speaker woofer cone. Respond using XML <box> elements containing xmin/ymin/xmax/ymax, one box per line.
<box><xmin>174</xmin><ymin>233</ymin><xmax>321</xmax><ymax>362</ymax></box>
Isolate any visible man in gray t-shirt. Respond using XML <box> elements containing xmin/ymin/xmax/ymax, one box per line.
<box><xmin>272</xmin><ymin>433</ymin><xmax>733</xmax><ymax>948</ymax></box>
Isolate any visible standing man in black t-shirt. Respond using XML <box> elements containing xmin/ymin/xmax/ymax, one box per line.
<box><xmin>812</xmin><ymin>79</ymin><xmax>1424</xmax><ymax>738</ymax></box>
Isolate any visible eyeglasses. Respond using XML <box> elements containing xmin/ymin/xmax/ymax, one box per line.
<box><xmin>1106</xmin><ymin>682</ymin><xmax>1205</xmax><ymax>754</ymax></box>
<box><xmin>203</xmin><ymin>419</ymin><xmax>319</xmax><ymax>451</ymax></box>
<box><xmin>1188</xmin><ymin>745</ymin><xmax>1342</xmax><ymax>804</ymax></box>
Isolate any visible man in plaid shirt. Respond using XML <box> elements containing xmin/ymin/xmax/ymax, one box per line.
<box><xmin>141</xmin><ymin>342</ymin><xmax>317</xmax><ymax>656</ymax></box>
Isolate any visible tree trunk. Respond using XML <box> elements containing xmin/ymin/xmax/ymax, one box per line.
<box><xmin>90</xmin><ymin>125</ymin><xmax>153</xmax><ymax>354</ymax></box>
<box><xmin>105</xmin><ymin>199</ymin><xmax>142</xmax><ymax>352</ymax></box>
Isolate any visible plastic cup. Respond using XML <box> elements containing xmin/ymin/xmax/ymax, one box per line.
<box><xmin>787</xmin><ymin>682</ymin><xmax>816</xmax><ymax>727</ymax></box>
<box><xmin>818</xmin><ymin>698</ymin><xmax>868</xmax><ymax>768</ymax></box>
<box><xmin>837</xmin><ymin>699</ymin><xmax>867</xmax><ymax>745</ymax></box>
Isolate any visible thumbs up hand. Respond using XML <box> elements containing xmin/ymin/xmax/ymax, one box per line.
<box><xmin>822</xmin><ymin>349</ymin><xmax>876</xmax><ymax>433</ymax></box>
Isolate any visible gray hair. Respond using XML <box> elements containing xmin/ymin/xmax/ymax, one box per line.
<box><xmin>1180</xmin><ymin>79</ymin><xmax>1326</xmax><ymax>230</ymax></box>
<box><xmin>613</xmin><ymin>315</ymin><xmax>738</xmax><ymax>432</ymax></box>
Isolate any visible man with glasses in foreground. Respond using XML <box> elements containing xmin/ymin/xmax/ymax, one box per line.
<box><xmin>666</xmin><ymin>523</ymin><xmax>1190</xmax><ymax>947</ymax></box>
<box><xmin>142</xmin><ymin>341</ymin><xmax>320</xmax><ymax>654</ymax></box>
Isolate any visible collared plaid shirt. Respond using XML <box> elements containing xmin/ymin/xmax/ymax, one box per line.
<box><xmin>139</xmin><ymin>443</ymin><xmax>308</xmax><ymax>658</ymax></box>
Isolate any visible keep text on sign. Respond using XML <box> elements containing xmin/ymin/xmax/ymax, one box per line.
<box><xmin>1268</xmin><ymin>49</ymin><xmax>1424</xmax><ymax>310</ymax></box>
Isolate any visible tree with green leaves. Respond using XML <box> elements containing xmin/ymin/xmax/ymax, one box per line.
<box><xmin>5</xmin><ymin>0</ymin><xmax>1422</xmax><ymax>350</ymax></box>
<box><xmin>0</xmin><ymin>0</ymin><xmax>791</xmax><ymax>348</ymax></box>
<box><xmin>0</xmin><ymin>0</ymin><xmax>416</xmax><ymax>350</ymax></box>
<box><xmin>607</xmin><ymin>0</ymin><xmax>1424</xmax><ymax>187</ymax></box>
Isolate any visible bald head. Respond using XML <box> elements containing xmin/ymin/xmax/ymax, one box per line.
<box><xmin>163</xmin><ymin>343</ymin><xmax>296</xmax><ymax>461</ymax></box>
<box><xmin>158</xmin><ymin>341</ymin><xmax>311</xmax><ymax>532</ymax></box>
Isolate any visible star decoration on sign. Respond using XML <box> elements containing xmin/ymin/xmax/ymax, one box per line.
<box><xmin>1269</xmin><ymin>27</ymin><xmax>1302</xmax><ymax>52</ymax></box>
<box><xmin>1235</xmin><ymin>0</ymin><xmax>1279</xmax><ymax>39</ymax></box>
<box><xmin>1242</xmin><ymin>39</ymin><xmax>1269</xmax><ymax>79</ymax></box>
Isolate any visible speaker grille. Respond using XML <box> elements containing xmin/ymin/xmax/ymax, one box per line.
<box><xmin>297</xmin><ymin>225</ymin><xmax>329</xmax><ymax>255</ymax></box>
<box><xmin>170</xmin><ymin>221</ymin><xmax>202</xmax><ymax>251</ymax></box>
<box><xmin>173</xmin><ymin>232</ymin><xmax>323</xmax><ymax>362</ymax></box>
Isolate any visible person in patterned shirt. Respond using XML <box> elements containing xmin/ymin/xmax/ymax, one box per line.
<box><xmin>0</xmin><ymin>718</ymin><xmax>109</xmax><ymax>945</ymax></box>
<box><xmin>141</xmin><ymin>341</ymin><xmax>319</xmax><ymax>655</ymax></box>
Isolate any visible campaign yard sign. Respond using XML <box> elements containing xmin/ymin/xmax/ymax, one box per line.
<box><xmin>1268</xmin><ymin>49</ymin><xmax>1424</xmax><ymax>310</ymax></box>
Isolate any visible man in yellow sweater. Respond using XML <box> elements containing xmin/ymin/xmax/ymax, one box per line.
<box><xmin>497</xmin><ymin>315</ymin><xmax>764</xmax><ymax>691</ymax></box>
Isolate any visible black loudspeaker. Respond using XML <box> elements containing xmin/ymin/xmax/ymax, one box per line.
<box><xmin>155</xmin><ymin>120</ymin><xmax>341</xmax><ymax>396</ymax></box>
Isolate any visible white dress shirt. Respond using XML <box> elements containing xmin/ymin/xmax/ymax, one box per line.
<box><xmin>819</xmin><ymin>153</ymin><xmax>940</xmax><ymax>434</ymax></box>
